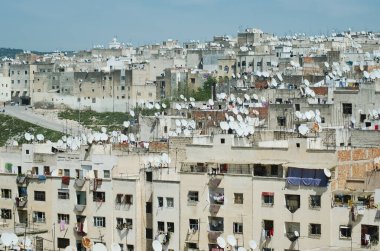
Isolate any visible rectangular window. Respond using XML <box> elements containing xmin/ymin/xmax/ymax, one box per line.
<box><xmin>189</xmin><ymin>219</ymin><xmax>199</xmax><ymax>231</ymax></box>
<box><xmin>58</xmin><ymin>189</ymin><xmax>70</xmax><ymax>200</ymax></box>
<box><xmin>309</xmin><ymin>195</ymin><xmax>321</xmax><ymax>208</ymax></box>
<box><xmin>167</xmin><ymin>222</ymin><xmax>174</xmax><ymax>233</ymax></box>
<box><xmin>158</xmin><ymin>197</ymin><xmax>163</xmax><ymax>207</ymax></box>
<box><xmin>146</xmin><ymin>228</ymin><xmax>153</xmax><ymax>239</ymax></box>
<box><xmin>285</xmin><ymin>194</ymin><xmax>300</xmax><ymax>213</ymax></box>
<box><xmin>125</xmin><ymin>218</ymin><xmax>133</xmax><ymax>229</ymax></box>
<box><xmin>339</xmin><ymin>225</ymin><xmax>351</xmax><ymax>239</ymax></box>
<box><xmin>116</xmin><ymin>194</ymin><xmax>123</xmax><ymax>204</ymax></box>
<box><xmin>33</xmin><ymin>211</ymin><xmax>46</xmax><ymax>223</ymax></box>
<box><xmin>166</xmin><ymin>197</ymin><xmax>174</xmax><ymax>207</ymax></box>
<box><xmin>34</xmin><ymin>191</ymin><xmax>46</xmax><ymax>201</ymax></box>
<box><xmin>93</xmin><ymin>192</ymin><xmax>105</xmax><ymax>202</ymax></box>
<box><xmin>126</xmin><ymin>245</ymin><xmax>134</xmax><ymax>251</ymax></box>
<box><xmin>64</xmin><ymin>169</ymin><xmax>70</xmax><ymax>176</ymax></box>
<box><xmin>234</xmin><ymin>193</ymin><xmax>244</xmax><ymax>204</ymax></box>
<box><xmin>57</xmin><ymin>238</ymin><xmax>70</xmax><ymax>249</ymax></box>
<box><xmin>103</xmin><ymin>170</ymin><xmax>110</xmax><ymax>178</ymax></box>
<box><xmin>309</xmin><ymin>223</ymin><xmax>321</xmax><ymax>236</ymax></box>
<box><xmin>209</xmin><ymin>217</ymin><xmax>224</xmax><ymax>232</ymax></box>
<box><xmin>342</xmin><ymin>103</ymin><xmax>352</xmax><ymax>115</ymax></box>
<box><xmin>233</xmin><ymin>222</ymin><xmax>243</xmax><ymax>234</ymax></box>
<box><xmin>191</xmin><ymin>78</ymin><xmax>195</xmax><ymax>84</ymax></box>
<box><xmin>188</xmin><ymin>191</ymin><xmax>199</xmax><ymax>203</ymax></box>
<box><xmin>157</xmin><ymin>221</ymin><xmax>165</xmax><ymax>232</ymax></box>
<box><xmin>146</xmin><ymin>202</ymin><xmax>152</xmax><ymax>213</ymax></box>
<box><xmin>295</xmin><ymin>104</ymin><xmax>300</xmax><ymax>111</ymax></box>
<box><xmin>58</xmin><ymin>214</ymin><xmax>70</xmax><ymax>224</ymax></box>
<box><xmin>1</xmin><ymin>189</ymin><xmax>12</xmax><ymax>199</ymax></box>
<box><xmin>277</xmin><ymin>116</ymin><xmax>286</xmax><ymax>126</ymax></box>
<box><xmin>1</xmin><ymin>209</ymin><xmax>12</xmax><ymax>219</ymax></box>
<box><xmin>124</xmin><ymin>194</ymin><xmax>133</xmax><ymax>205</ymax></box>
<box><xmin>93</xmin><ymin>217</ymin><xmax>106</xmax><ymax>227</ymax></box>
<box><xmin>262</xmin><ymin>192</ymin><xmax>274</xmax><ymax>206</ymax></box>
<box><xmin>263</xmin><ymin>220</ymin><xmax>274</xmax><ymax>238</ymax></box>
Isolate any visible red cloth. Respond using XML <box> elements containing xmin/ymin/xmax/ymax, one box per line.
<box><xmin>62</xmin><ymin>176</ymin><xmax>70</xmax><ymax>185</ymax></box>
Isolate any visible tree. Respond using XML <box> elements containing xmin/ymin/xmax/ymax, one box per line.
<box><xmin>192</xmin><ymin>77</ymin><xmax>216</xmax><ymax>101</ymax></box>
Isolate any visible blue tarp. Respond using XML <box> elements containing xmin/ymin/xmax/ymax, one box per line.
<box><xmin>287</xmin><ymin>167</ymin><xmax>328</xmax><ymax>187</ymax></box>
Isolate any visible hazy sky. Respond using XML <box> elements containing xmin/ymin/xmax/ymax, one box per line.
<box><xmin>1</xmin><ymin>0</ymin><xmax>379</xmax><ymax>51</ymax></box>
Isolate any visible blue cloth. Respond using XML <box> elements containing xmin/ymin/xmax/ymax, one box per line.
<box><xmin>287</xmin><ymin>177</ymin><xmax>301</xmax><ymax>186</ymax></box>
<box><xmin>287</xmin><ymin>167</ymin><xmax>328</xmax><ymax>187</ymax></box>
<box><xmin>38</xmin><ymin>175</ymin><xmax>46</xmax><ymax>181</ymax></box>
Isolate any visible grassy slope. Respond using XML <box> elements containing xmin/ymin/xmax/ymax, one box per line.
<box><xmin>0</xmin><ymin>114</ymin><xmax>65</xmax><ymax>146</ymax></box>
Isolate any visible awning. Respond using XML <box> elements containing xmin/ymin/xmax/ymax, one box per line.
<box><xmin>262</xmin><ymin>192</ymin><xmax>274</xmax><ymax>196</ymax></box>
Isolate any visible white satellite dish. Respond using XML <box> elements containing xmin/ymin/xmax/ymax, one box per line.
<box><xmin>93</xmin><ymin>243</ymin><xmax>107</xmax><ymax>251</ymax></box>
<box><xmin>216</xmin><ymin>237</ymin><xmax>227</xmax><ymax>248</ymax></box>
<box><xmin>123</xmin><ymin>121</ymin><xmax>130</xmax><ymax>128</ymax></box>
<box><xmin>1</xmin><ymin>232</ymin><xmax>13</xmax><ymax>246</ymax></box>
<box><xmin>175</xmin><ymin>119</ymin><xmax>181</xmax><ymax>127</ymax></box>
<box><xmin>36</xmin><ymin>134</ymin><xmax>44</xmax><ymax>141</ymax></box>
<box><xmin>12</xmin><ymin>141</ymin><xmax>18</xmax><ymax>146</ymax></box>
<box><xmin>229</xmin><ymin>116</ymin><xmax>235</xmax><ymax>122</ymax></box>
<box><xmin>295</xmin><ymin>111</ymin><xmax>302</xmax><ymax>119</ymax></box>
<box><xmin>130</xmin><ymin>110</ymin><xmax>135</xmax><ymax>117</ymax></box>
<box><xmin>162</xmin><ymin>103</ymin><xmax>167</xmax><ymax>109</ymax></box>
<box><xmin>175</xmin><ymin>103</ymin><xmax>181</xmax><ymax>110</ymax></box>
<box><xmin>208</xmin><ymin>99</ymin><xmax>214</xmax><ymax>106</ymax></box>
<box><xmin>315</xmin><ymin>115</ymin><xmax>322</xmax><ymax>123</ymax></box>
<box><xmin>181</xmin><ymin>119</ymin><xmax>188</xmax><ymax>127</ymax></box>
<box><xmin>180</xmin><ymin>94</ymin><xmax>185</xmax><ymax>100</ymax></box>
<box><xmin>220</xmin><ymin>121</ymin><xmax>229</xmax><ymax>130</ymax></box>
<box><xmin>10</xmin><ymin>233</ymin><xmax>18</xmax><ymax>246</ymax></box>
<box><xmin>111</xmin><ymin>243</ymin><xmax>121</xmax><ymax>251</ymax></box>
<box><xmin>363</xmin><ymin>71</ymin><xmax>370</xmax><ymax>79</ymax></box>
<box><xmin>261</xmin><ymin>96</ymin><xmax>267</xmax><ymax>103</ymax></box>
<box><xmin>324</xmin><ymin>168</ymin><xmax>331</xmax><ymax>178</ymax></box>
<box><xmin>237</xmin><ymin>114</ymin><xmax>243</xmax><ymax>122</ymax></box>
<box><xmin>277</xmin><ymin>73</ymin><xmax>283</xmax><ymax>82</ymax></box>
<box><xmin>155</xmin><ymin>103</ymin><xmax>161</xmax><ymax>110</ymax></box>
<box><xmin>324</xmin><ymin>62</ymin><xmax>329</xmax><ymax>68</ymax></box>
<box><xmin>62</xmin><ymin>135</ymin><xmax>67</xmax><ymax>142</ymax></box>
<box><xmin>227</xmin><ymin>235</ymin><xmax>237</xmax><ymax>247</ymax></box>
<box><xmin>298</xmin><ymin>124</ymin><xmax>309</xmax><ymax>135</ymax></box>
<box><xmin>101</xmin><ymin>127</ymin><xmax>107</xmax><ymax>133</ymax></box>
<box><xmin>24</xmin><ymin>133</ymin><xmax>32</xmax><ymax>141</ymax></box>
<box><xmin>236</xmin><ymin>97</ymin><xmax>243</xmax><ymax>105</ymax></box>
<box><xmin>152</xmin><ymin>240</ymin><xmax>162</xmax><ymax>251</ymax></box>
<box><xmin>189</xmin><ymin>97</ymin><xmax>195</xmax><ymax>102</ymax></box>
<box><xmin>232</xmin><ymin>107</ymin><xmax>239</xmax><ymax>115</ymax></box>
<box><xmin>304</xmin><ymin>79</ymin><xmax>310</xmax><ymax>86</ymax></box>
<box><xmin>249</xmin><ymin>240</ymin><xmax>258</xmax><ymax>250</ymax></box>
<box><xmin>244</xmin><ymin>94</ymin><xmax>250</xmax><ymax>101</ymax></box>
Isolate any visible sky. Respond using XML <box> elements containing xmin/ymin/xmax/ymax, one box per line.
<box><xmin>1</xmin><ymin>0</ymin><xmax>379</xmax><ymax>51</ymax></box>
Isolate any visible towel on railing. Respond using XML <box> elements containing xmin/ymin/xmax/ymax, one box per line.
<box><xmin>38</xmin><ymin>175</ymin><xmax>46</xmax><ymax>181</ymax></box>
<box><xmin>61</xmin><ymin>176</ymin><xmax>70</xmax><ymax>185</ymax></box>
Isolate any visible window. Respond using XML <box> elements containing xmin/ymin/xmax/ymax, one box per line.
<box><xmin>262</xmin><ymin>192</ymin><xmax>274</xmax><ymax>206</ymax></box>
<box><xmin>124</xmin><ymin>194</ymin><xmax>133</xmax><ymax>205</ymax></box>
<box><xmin>33</xmin><ymin>211</ymin><xmax>46</xmax><ymax>223</ymax></box>
<box><xmin>233</xmin><ymin>222</ymin><xmax>243</xmax><ymax>234</ymax></box>
<box><xmin>1</xmin><ymin>209</ymin><xmax>12</xmax><ymax>219</ymax></box>
<box><xmin>339</xmin><ymin>225</ymin><xmax>351</xmax><ymax>239</ymax></box>
<box><xmin>1</xmin><ymin>189</ymin><xmax>12</xmax><ymax>199</ymax></box>
<box><xmin>34</xmin><ymin>191</ymin><xmax>46</xmax><ymax>201</ymax></box>
<box><xmin>116</xmin><ymin>194</ymin><xmax>123</xmax><ymax>204</ymax></box>
<box><xmin>146</xmin><ymin>228</ymin><xmax>153</xmax><ymax>239</ymax></box>
<box><xmin>220</xmin><ymin>138</ymin><xmax>225</xmax><ymax>144</ymax></box>
<box><xmin>285</xmin><ymin>194</ymin><xmax>300</xmax><ymax>213</ymax></box>
<box><xmin>295</xmin><ymin>104</ymin><xmax>300</xmax><ymax>111</ymax></box>
<box><xmin>309</xmin><ymin>223</ymin><xmax>321</xmax><ymax>236</ymax></box>
<box><xmin>209</xmin><ymin>216</ymin><xmax>224</xmax><ymax>232</ymax></box>
<box><xmin>58</xmin><ymin>189</ymin><xmax>70</xmax><ymax>199</ymax></box>
<box><xmin>146</xmin><ymin>202</ymin><xmax>152</xmax><ymax>213</ymax></box>
<box><xmin>64</xmin><ymin>169</ymin><xmax>70</xmax><ymax>176</ymax></box>
<box><xmin>263</xmin><ymin>220</ymin><xmax>274</xmax><ymax>238</ymax></box>
<box><xmin>57</xmin><ymin>238</ymin><xmax>70</xmax><ymax>249</ymax></box>
<box><xmin>234</xmin><ymin>193</ymin><xmax>243</xmax><ymax>204</ymax></box>
<box><xmin>158</xmin><ymin>197</ymin><xmax>163</xmax><ymax>207</ymax></box>
<box><xmin>310</xmin><ymin>195</ymin><xmax>321</xmax><ymax>208</ymax></box>
<box><xmin>26</xmin><ymin>149</ymin><xmax>30</xmax><ymax>154</ymax></box>
<box><xmin>189</xmin><ymin>219</ymin><xmax>199</xmax><ymax>231</ymax></box>
<box><xmin>166</xmin><ymin>197</ymin><xmax>174</xmax><ymax>207</ymax></box>
<box><xmin>125</xmin><ymin>218</ymin><xmax>133</xmax><ymax>229</ymax></box>
<box><xmin>164</xmin><ymin>126</ymin><xmax>168</xmax><ymax>133</ymax></box>
<box><xmin>146</xmin><ymin>172</ymin><xmax>152</xmax><ymax>182</ymax></box>
<box><xmin>342</xmin><ymin>103</ymin><xmax>352</xmax><ymax>115</ymax></box>
<box><xmin>103</xmin><ymin>170</ymin><xmax>110</xmax><ymax>178</ymax></box>
<box><xmin>93</xmin><ymin>217</ymin><xmax>106</xmax><ymax>227</ymax></box>
<box><xmin>58</xmin><ymin>214</ymin><xmax>70</xmax><ymax>224</ymax></box>
<box><xmin>93</xmin><ymin>192</ymin><xmax>105</xmax><ymax>202</ymax></box>
<box><xmin>157</xmin><ymin>221</ymin><xmax>165</xmax><ymax>232</ymax></box>
<box><xmin>277</xmin><ymin>116</ymin><xmax>286</xmax><ymax>126</ymax></box>
<box><xmin>188</xmin><ymin>191</ymin><xmax>199</xmax><ymax>203</ymax></box>
<box><xmin>126</xmin><ymin>245</ymin><xmax>134</xmax><ymax>251</ymax></box>
<box><xmin>191</xmin><ymin>78</ymin><xmax>195</xmax><ymax>84</ymax></box>
<box><xmin>167</xmin><ymin>222</ymin><xmax>174</xmax><ymax>233</ymax></box>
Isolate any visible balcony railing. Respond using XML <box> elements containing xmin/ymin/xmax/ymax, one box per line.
<box><xmin>15</xmin><ymin>197</ymin><xmax>27</xmax><ymax>207</ymax></box>
<box><xmin>75</xmin><ymin>179</ymin><xmax>86</xmax><ymax>187</ymax></box>
<box><xmin>74</xmin><ymin>204</ymin><xmax>86</xmax><ymax>212</ymax></box>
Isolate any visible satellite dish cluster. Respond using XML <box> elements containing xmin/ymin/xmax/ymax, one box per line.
<box><xmin>295</xmin><ymin>109</ymin><xmax>323</xmax><ymax>136</ymax></box>
<box><xmin>216</xmin><ymin>235</ymin><xmax>257</xmax><ymax>251</ymax></box>
<box><xmin>145</xmin><ymin>153</ymin><xmax>171</xmax><ymax>168</ymax></box>
<box><xmin>169</xmin><ymin>118</ymin><xmax>196</xmax><ymax>137</ymax></box>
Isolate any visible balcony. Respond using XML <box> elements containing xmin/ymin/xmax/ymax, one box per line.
<box><xmin>16</xmin><ymin>176</ymin><xmax>27</xmax><ymax>184</ymax></box>
<box><xmin>209</xmin><ymin>204</ymin><xmax>221</xmax><ymax>214</ymax></box>
<box><xmin>74</xmin><ymin>204</ymin><xmax>86</xmax><ymax>212</ymax></box>
<box><xmin>75</xmin><ymin>179</ymin><xmax>86</xmax><ymax>188</ymax></box>
<box><xmin>15</xmin><ymin>197</ymin><xmax>27</xmax><ymax>208</ymax></box>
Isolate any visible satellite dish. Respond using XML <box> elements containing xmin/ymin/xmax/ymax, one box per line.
<box><xmin>110</xmin><ymin>243</ymin><xmax>121</xmax><ymax>251</ymax></box>
<box><xmin>1</xmin><ymin>233</ymin><xmax>13</xmax><ymax>246</ymax></box>
<box><xmin>123</xmin><ymin>121</ymin><xmax>130</xmax><ymax>128</ymax></box>
<box><xmin>189</xmin><ymin>120</ymin><xmax>196</xmax><ymax>129</ymax></box>
<box><xmin>152</xmin><ymin>240</ymin><xmax>162</xmax><ymax>251</ymax></box>
<box><xmin>304</xmin><ymin>79</ymin><xmax>310</xmax><ymax>86</ymax></box>
<box><xmin>324</xmin><ymin>168</ymin><xmax>331</xmax><ymax>178</ymax></box>
<box><xmin>236</xmin><ymin>97</ymin><xmax>243</xmax><ymax>105</ymax></box>
<box><xmin>208</xmin><ymin>99</ymin><xmax>214</xmax><ymax>106</ymax></box>
<box><xmin>12</xmin><ymin>141</ymin><xmax>19</xmax><ymax>146</ymax></box>
<box><xmin>295</xmin><ymin>111</ymin><xmax>302</xmax><ymax>119</ymax></box>
<box><xmin>237</xmin><ymin>114</ymin><xmax>243</xmax><ymax>122</ymax></box>
<box><xmin>175</xmin><ymin>119</ymin><xmax>181</xmax><ymax>127</ymax></box>
<box><xmin>155</xmin><ymin>103</ymin><xmax>161</xmax><ymax>110</ymax></box>
<box><xmin>36</xmin><ymin>134</ymin><xmax>44</xmax><ymax>141</ymax></box>
<box><xmin>227</xmin><ymin>235</ymin><xmax>237</xmax><ymax>247</ymax></box>
<box><xmin>130</xmin><ymin>110</ymin><xmax>135</xmax><ymax>117</ymax></box>
<box><xmin>10</xmin><ymin>233</ymin><xmax>18</xmax><ymax>246</ymax></box>
<box><xmin>232</xmin><ymin>107</ymin><xmax>239</xmax><ymax>115</ymax></box>
<box><xmin>238</xmin><ymin>247</ymin><xmax>247</xmax><ymax>251</ymax></box>
<box><xmin>175</xmin><ymin>103</ymin><xmax>181</xmax><ymax>110</ymax></box>
<box><xmin>324</xmin><ymin>62</ymin><xmax>329</xmax><ymax>68</ymax></box>
<box><xmin>277</xmin><ymin>73</ymin><xmax>283</xmax><ymax>82</ymax></box>
<box><xmin>93</xmin><ymin>243</ymin><xmax>107</xmax><ymax>251</ymax></box>
<box><xmin>252</xmin><ymin>94</ymin><xmax>258</xmax><ymax>100</ymax></box>
<box><xmin>101</xmin><ymin>127</ymin><xmax>107</xmax><ymax>133</ymax></box>
<box><xmin>162</xmin><ymin>103</ymin><xmax>167</xmax><ymax>109</ymax></box>
<box><xmin>363</xmin><ymin>71</ymin><xmax>370</xmax><ymax>79</ymax></box>
<box><xmin>298</xmin><ymin>124</ymin><xmax>309</xmax><ymax>135</ymax></box>
<box><xmin>180</xmin><ymin>94</ymin><xmax>185</xmax><ymax>100</ymax></box>
<box><xmin>181</xmin><ymin>119</ymin><xmax>188</xmax><ymax>127</ymax></box>
<box><xmin>315</xmin><ymin>115</ymin><xmax>322</xmax><ymax>123</ymax></box>
<box><xmin>217</xmin><ymin>237</ymin><xmax>227</xmax><ymax>248</ymax></box>
<box><xmin>249</xmin><ymin>240</ymin><xmax>258</xmax><ymax>250</ymax></box>
<box><xmin>24</xmin><ymin>133</ymin><xmax>32</xmax><ymax>141</ymax></box>
<box><xmin>244</xmin><ymin>94</ymin><xmax>250</xmax><ymax>101</ymax></box>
